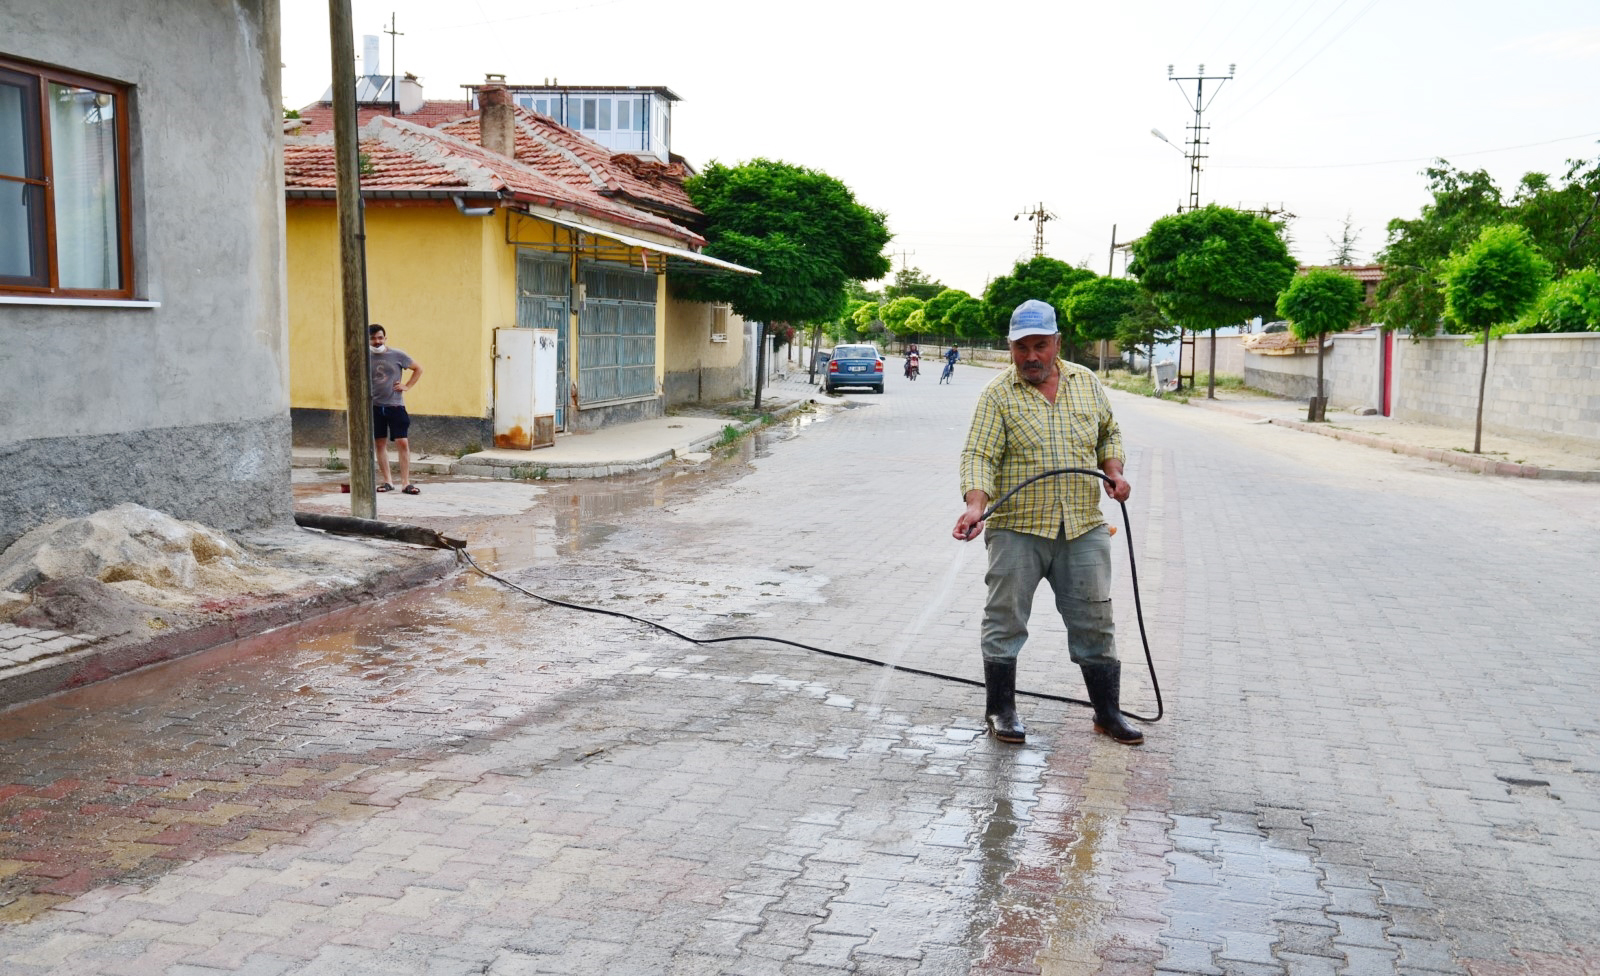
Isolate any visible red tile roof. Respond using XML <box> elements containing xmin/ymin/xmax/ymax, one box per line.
<box><xmin>293</xmin><ymin>100</ymin><xmax>476</xmax><ymax>135</ymax></box>
<box><xmin>283</xmin><ymin>117</ymin><xmax>702</xmax><ymax>246</ymax></box>
<box><xmin>435</xmin><ymin>106</ymin><xmax>698</xmax><ymax>220</ymax></box>
<box><xmin>1301</xmin><ymin>263</ymin><xmax>1385</xmax><ymax>283</ymax></box>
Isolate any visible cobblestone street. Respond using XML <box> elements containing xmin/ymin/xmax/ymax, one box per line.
<box><xmin>0</xmin><ymin>368</ymin><xmax>1595</xmax><ymax>975</ymax></box>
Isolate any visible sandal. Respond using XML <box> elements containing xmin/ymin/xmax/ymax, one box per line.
<box><xmin>402</xmin><ymin>484</ymin><xmax>420</xmax><ymax>495</ymax></box>
<box><xmin>376</xmin><ymin>483</ymin><xmax>394</xmax><ymax>492</ymax></box>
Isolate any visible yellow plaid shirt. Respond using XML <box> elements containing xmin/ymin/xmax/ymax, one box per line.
<box><xmin>960</xmin><ymin>359</ymin><xmax>1125</xmax><ymax>540</ymax></box>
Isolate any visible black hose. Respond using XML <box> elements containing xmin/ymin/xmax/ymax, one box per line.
<box><xmin>460</xmin><ymin>465</ymin><xmax>1164</xmax><ymax>724</ymax></box>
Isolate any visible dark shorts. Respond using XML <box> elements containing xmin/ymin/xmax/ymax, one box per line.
<box><xmin>373</xmin><ymin>404</ymin><xmax>411</xmax><ymax>441</ymax></box>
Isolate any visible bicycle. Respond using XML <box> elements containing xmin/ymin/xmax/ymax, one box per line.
<box><xmin>939</xmin><ymin>360</ymin><xmax>955</xmax><ymax>384</ymax></box>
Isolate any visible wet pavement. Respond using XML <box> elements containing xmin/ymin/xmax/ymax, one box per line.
<box><xmin>1</xmin><ymin>370</ymin><xmax>1597</xmax><ymax>974</ymax></box>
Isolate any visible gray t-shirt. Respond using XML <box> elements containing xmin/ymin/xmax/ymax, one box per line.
<box><xmin>370</xmin><ymin>347</ymin><xmax>414</xmax><ymax>407</ymax></box>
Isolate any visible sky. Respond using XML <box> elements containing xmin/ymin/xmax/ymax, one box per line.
<box><xmin>279</xmin><ymin>0</ymin><xmax>1600</xmax><ymax>298</ymax></box>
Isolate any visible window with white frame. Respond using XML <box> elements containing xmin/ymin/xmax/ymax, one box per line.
<box><xmin>1</xmin><ymin>56</ymin><xmax>131</xmax><ymax>296</ymax></box>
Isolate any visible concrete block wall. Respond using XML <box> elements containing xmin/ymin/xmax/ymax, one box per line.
<box><xmin>1243</xmin><ymin>348</ymin><xmax>1324</xmax><ymax>399</ymax></box>
<box><xmin>1244</xmin><ymin>332</ymin><xmax>1600</xmax><ymax>451</ymax></box>
<box><xmin>1327</xmin><ymin>333</ymin><xmax>1379</xmax><ymax>408</ymax></box>
<box><xmin>1395</xmin><ymin>334</ymin><xmax>1600</xmax><ymax>445</ymax></box>
<box><xmin>1190</xmin><ymin>333</ymin><xmax>1247</xmax><ymax>377</ymax></box>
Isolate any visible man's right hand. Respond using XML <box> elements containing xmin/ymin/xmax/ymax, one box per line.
<box><xmin>953</xmin><ymin>492</ymin><xmax>989</xmax><ymax>541</ymax></box>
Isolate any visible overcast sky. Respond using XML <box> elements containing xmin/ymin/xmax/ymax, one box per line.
<box><xmin>279</xmin><ymin>0</ymin><xmax>1600</xmax><ymax>298</ymax></box>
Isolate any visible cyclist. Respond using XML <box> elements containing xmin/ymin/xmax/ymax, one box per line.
<box><xmin>940</xmin><ymin>345</ymin><xmax>960</xmax><ymax>383</ymax></box>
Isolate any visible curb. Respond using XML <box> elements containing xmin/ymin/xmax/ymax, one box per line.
<box><xmin>1188</xmin><ymin>399</ymin><xmax>1599</xmax><ymax>482</ymax></box>
<box><xmin>0</xmin><ymin>550</ymin><xmax>461</xmax><ymax>711</ymax></box>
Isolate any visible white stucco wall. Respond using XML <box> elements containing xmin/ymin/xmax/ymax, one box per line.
<box><xmin>0</xmin><ymin>0</ymin><xmax>291</xmax><ymax>548</ymax></box>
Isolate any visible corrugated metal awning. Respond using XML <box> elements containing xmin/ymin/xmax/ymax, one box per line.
<box><xmin>528</xmin><ymin>210</ymin><xmax>759</xmax><ymax>276</ymax></box>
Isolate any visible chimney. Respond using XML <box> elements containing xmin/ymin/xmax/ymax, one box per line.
<box><xmin>361</xmin><ymin>35</ymin><xmax>380</xmax><ymax>76</ymax></box>
<box><xmin>398</xmin><ymin>72</ymin><xmax>423</xmax><ymax>114</ymax></box>
<box><xmin>478</xmin><ymin>78</ymin><xmax>515</xmax><ymax>158</ymax></box>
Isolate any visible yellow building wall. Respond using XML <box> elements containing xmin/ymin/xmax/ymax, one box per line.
<box><xmin>287</xmin><ymin>204</ymin><xmax>506</xmax><ymax>421</ymax></box>
<box><xmin>662</xmin><ymin>286</ymin><xmax>746</xmax><ymax>405</ymax></box>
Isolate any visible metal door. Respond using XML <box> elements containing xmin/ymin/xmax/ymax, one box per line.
<box><xmin>578</xmin><ymin>261</ymin><xmax>657</xmax><ymax>403</ymax></box>
<box><xmin>516</xmin><ymin>250</ymin><xmax>569</xmax><ymax>427</ymax></box>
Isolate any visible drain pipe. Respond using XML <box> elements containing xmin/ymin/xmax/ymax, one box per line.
<box><xmin>453</xmin><ymin>195</ymin><xmax>494</xmax><ymax>217</ymax></box>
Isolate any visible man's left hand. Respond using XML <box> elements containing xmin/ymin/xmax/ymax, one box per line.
<box><xmin>1102</xmin><ymin>474</ymin><xmax>1131</xmax><ymax>502</ymax></box>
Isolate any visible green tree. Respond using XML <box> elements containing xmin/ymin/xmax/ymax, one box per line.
<box><xmin>1113</xmin><ymin>287</ymin><xmax>1178</xmax><ymax>373</ymax></box>
<box><xmin>1129</xmin><ymin>204</ymin><xmax>1297</xmax><ymax>398</ymax></box>
<box><xmin>982</xmin><ymin>256</ymin><xmax>1095</xmax><ymax>347</ymax></box>
<box><xmin>850</xmin><ymin>300</ymin><xmax>882</xmax><ymax>336</ymax></box>
<box><xmin>946</xmin><ymin>297</ymin><xmax>990</xmax><ymax>340</ymax></box>
<box><xmin>1439</xmin><ymin>224</ymin><xmax>1552</xmax><ymax>453</ymax></box>
<box><xmin>881</xmin><ymin>296</ymin><xmax>924</xmax><ymax>337</ymax></box>
<box><xmin>1375</xmin><ymin>165</ymin><xmax>1505</xmax><ymax>338</ymax></box>
<box><xmin>1514</xmin><ymin>267</ymin><xmax>1600</xmax><ymax>333</ymax></box>
<box><xmin>673</xmin><ymin>158</ymin><xmax>891</xmax><ymax>406</ymax></box>
<box><xmin>885</xmin><ymin>266</ymin><xmax>946</xmax><ymax>302</ymax></box>
<box><xmin>1507</xmin><ymin>157</ymin><xmax>1600</xmax><ymax>275</ymax></box>
<box><xmin>1064</xmin><ymin>276</ymin><xmax>1141</xmax><ymax>372</ymax></box>
<box><xmin>1276</xmin><ymin>269</ymin><xmax>1366</xmax><ymax>418</ymax></box>
<box><xmin>901</xmin><ymin>307</ymin><xmax>928</xmax><ymax>342</ymax></box>
<box><xmin>922</xmin><ymin>288</ymin><xmax>972</xmax><ymax>333</ymax></box>
<box><xmin>1328</xmin><ymin>211</ymin><xmax>1362</xmax><ymax>265</ymax></box>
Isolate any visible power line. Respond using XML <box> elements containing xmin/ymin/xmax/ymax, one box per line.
<box><xmin>1245</xmin><ymin>0</ymin><xmax>1353</xmax><ymax>101</ymax></box>
<box><xmin>1232</xmin><ymin>0</ymin><xmax>1313</xmax><ymax>65</ymax></box>
<box><xmin>1228</xmin><ymin>0</ymin><xmax>1382</xmax><ymax>122</ymax></box>
<box><xmin>1211</xmin><ymin>130</ymin><xmax>1600</xmax><ymax>170</ymax></box>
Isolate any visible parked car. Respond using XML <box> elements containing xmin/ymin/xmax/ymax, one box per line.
<box><xmin>824</xmin><ymin>345</ymin><xmax>885</xmax><ymax>393</ymax></box>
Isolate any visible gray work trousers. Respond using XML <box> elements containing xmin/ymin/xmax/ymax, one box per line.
<box><xmin>981</xmin><ymin>525</ymin><xmax>1116</xmax><ymax>665</ymax></box>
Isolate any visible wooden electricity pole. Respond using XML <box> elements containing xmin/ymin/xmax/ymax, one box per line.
<box><xmin>329</xmin><ymin>0</ymin><xmax>376</xmax><ymax>517</ymax></box>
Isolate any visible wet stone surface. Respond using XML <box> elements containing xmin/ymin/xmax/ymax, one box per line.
<box><xmin>1</xmin><ymin>373</ymin><xmax>1598</xmax><ymax>974</ymax></box>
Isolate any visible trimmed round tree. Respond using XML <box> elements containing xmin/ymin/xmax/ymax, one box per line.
<box><xmin>1439</xmin><ymin>223</ymin><xmax>1552</xmax><ymax>452</ymax></box>
<box><xmin>881</xmin><ymin>296</ymin><xmax>925</xmax><ymax>341</ymax></box>
<box><xmin>1129</xmin><ymin>204</ymin><xmax>1297</xmax><ymax>397</ymax></box>
<box><xmin>1275</xmin><ymin>268</ymin><xmax>1366</xmax><ymax>419</ymax></box>
<box><xmin>1065</xmin><ymin>276</ymin><xmax>1142</xmax><ymax>371</ymax></box>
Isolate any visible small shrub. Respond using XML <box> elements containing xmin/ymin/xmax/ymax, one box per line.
<box><xmin>510</xmin><ymin>464</ymin><xmax>547</xmax><ymax>480</ymax></box>
<box><xmin>718</xmin><ymin>424</ymin><xmax>741</xmax><ymax>446</ymax></box>
<box><xmin>323</xmin><ymin>447</ymin><xmax>347</xmax><ymax>471</ymax></box>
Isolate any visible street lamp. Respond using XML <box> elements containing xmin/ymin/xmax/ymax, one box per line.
<box><xmin>1150</xmin><ymin>128</ymin><xmax>1184</xmax><ymax>155</ymax></box>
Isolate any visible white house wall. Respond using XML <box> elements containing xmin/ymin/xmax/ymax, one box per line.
<box><xmin>0</xmin><ymin>0</ymin><xmax>291</xmax><ymax>548</ymax></box>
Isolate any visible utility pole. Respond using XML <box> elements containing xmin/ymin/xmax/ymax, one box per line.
<box><xmin>1161</xmin><ymin>63</ymin><xmax>1233</xmax><ymax>391</ymax></box>
<box><xmin>1014</xmin><ymin>202</ymin><xmax>1055</xmax><ymax>258</ymax></box>
<box><xmin>330</xmin><ymin>0</ymin><xmax>376</xmax><ymax>517</ymax></box>
<box><xmin>890</xmin><ymin>250</ymin><xmax>916</xmax><ymax>273</ymax></box>
<box><xmin>1166</xmin><ymin>63</ymin><xmax>1233</xmax><ymax>212</ymax></box>
<box><xmin>384</xmin><ymin>13</ymin><xmax>403</xmax><ymax>116</ymax></box>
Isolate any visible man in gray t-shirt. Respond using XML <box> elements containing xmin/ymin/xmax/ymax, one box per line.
<box><xmin>368</xmin><ymin>324</ymin><xmax>423</xmax><ymax>494</ymax></box>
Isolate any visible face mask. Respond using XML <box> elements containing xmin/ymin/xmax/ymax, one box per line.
<box><xmin>371</xmin><ymin>341</ymin><xmax>386</xmax><ymax>351</ymax></box>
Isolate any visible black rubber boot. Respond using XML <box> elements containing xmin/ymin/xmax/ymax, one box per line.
<box><xmin>983</xmin><ymin>659</ymin><xmax>1026</xmax><ymax>744</ymax></box>
<box><xmin>1081</xmin><ymin>661</ymin><xmax>1144</xmax><ymax>745</ymax></box>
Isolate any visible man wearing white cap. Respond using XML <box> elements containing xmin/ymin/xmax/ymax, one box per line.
<box><xmin>952</xmin><ymin>299</ymin><xmax>1144</xmax><ymax>746</ymax></box>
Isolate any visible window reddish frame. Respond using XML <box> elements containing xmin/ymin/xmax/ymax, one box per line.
<box><xmin>0</xmin><ymin>55</ymin><xmax>134</xmax><ymax>299</ymax></box>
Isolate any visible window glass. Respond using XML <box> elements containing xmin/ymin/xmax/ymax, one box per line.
<box><xmin>635</xmin><ymin>97</ymin><xmax>647</xmax><ymax>131</ymax></box>
<box><xmin>535</xmin><ymin>98</ymin><xmax>548</xmax><ymax>117</ymax></box>
<box><xmin>581</xmin><ymin>98</ymin><xmax>596</xmax><ymax>129</ymax></box>
<box><xmin>50</xmin><ymin>83</ymin><xmax>121</xmax><ymax>290</ymax></box>
<box><xmin>597</xmin><ymin>98</ymin><xmax>610</xmax><ymax>131</ymax></box>
<box><xmin>615</xmin><ymin>98</ymin><xmax>630</xmax><ymax>131</ymax></box>
<box><xmin>1</xmin><ymin>75</ymin><xmax>46</xmax><ymax>281</ymax></box>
